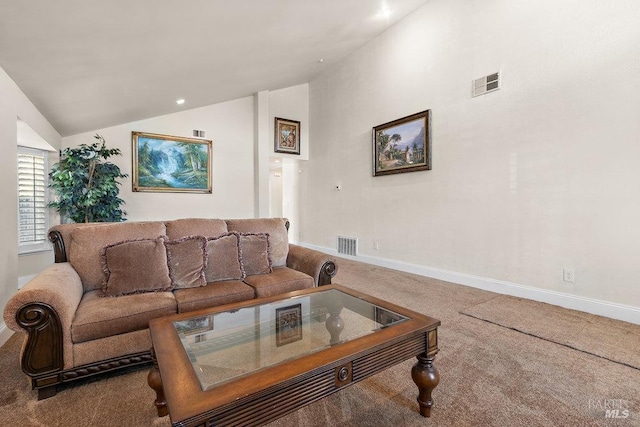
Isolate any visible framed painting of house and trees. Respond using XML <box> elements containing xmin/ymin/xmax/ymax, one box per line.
<box><xmin>373</xmin><ymin>110</ymin><xmax>431</xmax><ymax>177</ymax></box>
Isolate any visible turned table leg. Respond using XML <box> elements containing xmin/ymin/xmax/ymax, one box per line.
<box><xmin>147</xmin><ymin>351</ymin><xmax>168</xmax><ymax>417</ymax></box>
<box><xmin>411</xmin><ymin>352</ymin><xmax>440</xmax><ymax>417</ymax></box>
<box><xmin>325</xmin><ymin>312</ymin><xmax>345</xmax><ymax>345</ymax></box>
<box><xmin>325</xmin><ymin>299</ymin><xmax>345</xmax><ymax>346</ymax></box>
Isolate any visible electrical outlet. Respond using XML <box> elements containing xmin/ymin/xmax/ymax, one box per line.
<box><xmin>563</xmin><ymin>268</ymin><xmax>575</xmax><ymax>283</ymax></box>
<box><xmin>373</xmin><ymin>241</ymin><xmax>379</xmax><ymax>250</ymax></box>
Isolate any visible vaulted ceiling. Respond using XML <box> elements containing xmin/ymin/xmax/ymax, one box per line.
<box><xmin>0</xmin><ymin>0</ymin><xmax>430</xmax><ymax>136</ymax></box>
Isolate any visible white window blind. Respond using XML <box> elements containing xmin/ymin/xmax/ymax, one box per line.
<box><xmin>18</xmin><ymin>147</ymin><xmax>49</xmax><ymax>253</ymax></box>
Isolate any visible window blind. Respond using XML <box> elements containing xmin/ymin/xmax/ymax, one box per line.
<box><xmin>18</xmin><ymin>147</ymin><xmax>49</xmax><ymax>252</ymax></box>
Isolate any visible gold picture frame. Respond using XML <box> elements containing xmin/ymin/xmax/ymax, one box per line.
<box><xmin>174</xmin><ymin>315</ymin><xmax>214</xmax><ymax>336</ymax></box>
<box><xmin>132</xmin><ymin>131</ymin><xmax>212</xmax><ymax>193</ymax></box>
<box><xmin>373</xmin><ymin>110</ymin><xmax>432</xmax><ymax>176</ymax></box>
<box><xmin>275</xmin><ymin>303</ymin><xmax>303</xmax><ymax>346</ymax></box>
<box><xmin>274</xmin><ymin>117</ymin><xmax>301</xmax><ymax>155</ymax></box>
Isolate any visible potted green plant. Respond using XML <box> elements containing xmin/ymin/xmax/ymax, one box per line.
<box><xmin>48</xmin><ymin>134</ymin><xmax>127</xmax><ymax>223</ymax></box>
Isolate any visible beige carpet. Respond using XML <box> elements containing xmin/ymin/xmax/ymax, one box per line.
<box><xmin>460</xmin><ymin>294</ymin><xmax>640</xmax><ymax>370</ymax></box>
<box><xmin>1</xmin><ymin>258</ymin><xmax>638</xmax><ymax>426</ymax></box>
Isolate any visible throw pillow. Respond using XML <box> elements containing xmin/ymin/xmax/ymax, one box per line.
<box><xmin>165</xmin><ymin>235</ymin><xmax>207</xmax><ymax>289</ymax></box>
<box><xmin>204</xmin><ymin>233</ymin><xmax>244</xmax><ymax>282</ymax></box>
<box><xmin>239</xmin><ymin>233</ymin><xmax>272</xmax><ymax>276</ymax></box>
<box><xmin>226</xmin><ymin>218</ymin><xmax>288</xmax><ymax>267</ymax></box>
<box><xmin>101</xmin><ymin>238</ymin><xmax>172</xmax><ymax>297</ymax></box>
<box><xmin>69</xmin><ymin>221</ymin><xmax>166</xmax><ymax>291</ymax></box>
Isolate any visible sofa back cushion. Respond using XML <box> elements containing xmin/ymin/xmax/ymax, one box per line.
<box><xmin>165</xmin><ymin>218</ymin><xmax>228</xmax><ymax>240</ymax></box>
<box><xmin>68</xmin><ymin>221</ymin><xmax>166</xmax><ymax>291</ymax></box>
<box><xmin>226</xmin><ymin>218</ymin><xmax>288</xmax><ymax>267</ymax></box>
<box><xmin>101</xmin><ymin>238</ymin><xmax>172</xmax><ymax>296</ymax></box>
<box><xmin>239</xmin><ymin>233</ymin><xmax>272</xmax><ymax>276</ymax></box>
<box><xmin>49</xmin><ymin>223</ymin><xmax>99</xmax><ymax>261</ymax></box>
<box><xmin>204</xmin><ymin>233</ymin><xmax>244</xmax><ymax>282</ymax></box>
<box><xmin>166</xmin><ymin>236</ymin><xmax>207</xmax><ymax>289</ymax></box>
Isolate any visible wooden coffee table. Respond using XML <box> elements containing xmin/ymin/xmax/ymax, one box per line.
<box><xmin>147</xmin><ymin>284</ymin><xmax>440</xmax><ymax>426</ymax></box>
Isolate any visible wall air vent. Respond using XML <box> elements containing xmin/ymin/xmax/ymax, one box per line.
<box><xmin>337</xmin><ymin>236</ymin><xmax>358</xmax><ymax>256</ymax></box>
<box><xmin>472</xmin><ymin>72</ymin><xmax>500</xmax><ymax>97</ymax></box>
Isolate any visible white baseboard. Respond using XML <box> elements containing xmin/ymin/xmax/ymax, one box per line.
<box><xmin>301</xmin><ymin>243</ymin><xmax>640</xmax><ymax>325</ymax></box>
<box><xmin>0</xmin><ymin>322</ymin><xmax>13</xmax><ymax>348</ymax></box>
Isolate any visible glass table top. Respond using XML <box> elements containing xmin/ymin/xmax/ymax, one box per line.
<box><xmin>174</xmin><ymin>289</ymin><xmax>409</xmax><ymax>390</ymax></box>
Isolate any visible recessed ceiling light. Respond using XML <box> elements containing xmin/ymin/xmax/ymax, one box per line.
<box><xmin>376</xmin><ymin>7</ymin><xmax>392</xmax><ymax>19</ymax></box>
<box><xmin>176</xmin><ymin>99</ymin><xmax>185</xmax><ymax>105</ymax></box>
<box><xmin>318</xmin><ymin>58</ymin><xmax>325</xmax><ymax>63</ymax></box>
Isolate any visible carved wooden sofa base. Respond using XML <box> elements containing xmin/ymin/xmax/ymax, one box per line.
<box><xmin>34</xmin><ymin>351</ymin><xmax>153</xmax><ymax>400</ymax></box>
<box><xmin>17</xmin><ymin>300</ymin><xmax>154</xmax><ymax>399</ymax></box>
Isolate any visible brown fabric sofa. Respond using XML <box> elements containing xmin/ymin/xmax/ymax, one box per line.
<box><xmin>3</xmin><ymin>218</ymin><xmax>337</xmax><ymax>399</ymax></box>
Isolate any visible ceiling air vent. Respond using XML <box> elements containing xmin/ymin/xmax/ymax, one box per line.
<box><xmin>472</xmin><ymin>72</ymin><xmax>500</xmax><ymax>97</ymax></box>
<box><xmin>337</xmin><ymin>236</ymin><xmax>358</xmax><ymax>257</ymax></box>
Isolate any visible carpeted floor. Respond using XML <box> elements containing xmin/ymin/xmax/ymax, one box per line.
<box><xmin>1</xmin><ymin>258</ymin><xmax>638</xmax><ymax>426</ymax></box>
<box><xmin>459</xmin><ymin>294</ymin><xmax>640</xmax><ymax>371</ymax></box>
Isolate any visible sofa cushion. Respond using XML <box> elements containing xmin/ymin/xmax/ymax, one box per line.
<box><xmin>166</xmin><ymin>236</ymin><xmax>207</xmax><ymax>289</ymax></box>
<box><xmin>101</xmin><ymin>238</ymin><xmax>173</xmax><ymax>296</ymax></box>
<box><xmin>204</xmin><ymin>233</ymin><xmax>244</xmax><ymax>282</ymax></box>
<box><xmin>239</xmin><ymin>233</ymin><xmax>272</xmax><ymax>276</ymax></box>
<box><xmin>174</xmin><ymin>280</ymin><xmax>255</xmax><ymax>313</ymax></box>
<box><xmin>50</xmin><ymin>223</ymin><xmax>100</xmax><ymax>262</ymax></box>
<box><xmin>69</xmin><ymin>221</ymin><xmax>166</xmax><ymax>291</ymax></box>
<box><xmin>72</xmin><ymin>290</ymin><xmax>177</xmax><ymax>343</ymax></box>
<box><xmin>226</xmin><ymin>218</ymin><xmax>289</xmax><ymax>267</ymax></box>
<box><xmin>165</xmin><ymin>218</ymin><xmax>228</xmax><ymax>239</ymax></box>
<box><xmin>243</xmin><ymin>267</ymin><xmax>314</xmax><ymax>298</ymax></box>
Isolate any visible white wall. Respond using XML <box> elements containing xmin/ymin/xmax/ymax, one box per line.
<box><xmin>0</xmin><ymin>66</ymin><xmax>61</xmax><ymax>345</ymax></box>
<box><xmin>282</xmin><ymin>158</ymin><xmax>301</xmax><ymax>243</ymax></box>
<box><xmin>269</xmin><ymin>170</ymin><xmax>283</xmax><ymax>218</ymax></box>
<box><xmin>269</xmin><ymin>84</ymin><xmax>310</xmax><ymax>161</ymax></box>
<box><xmin>62</xmin><ymin>97</ymin><xmax>257</xmax><ymax>221</ymax></box>
<box><xmin>302</xmin><ymin>0</ymin><xmax>640</xmax><ymax>317</ymax></box>
<box><xmin>268</xmin><ymin>84</ymin><xmax>309</xmax><ymax>240</ymax></box>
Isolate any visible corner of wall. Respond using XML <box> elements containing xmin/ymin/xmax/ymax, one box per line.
<box><xmin>0</xmin><ymin>322</ymin><xmax>14</xmax><ymax>348</ymax></box>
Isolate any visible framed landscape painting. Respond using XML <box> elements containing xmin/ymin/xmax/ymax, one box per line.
<box><xmin>132</xmin><ymin>131</ymin><xmax>212</xmax><ymax>193</ymax></box>
<box><xmin>372</xmin><ymin>110</ymin><xmax>432</xmax><ymax>176</ymax></box>
<box><xmin>274</xmin><ymin>117</ymin><xmax>300</xmax><ymax>155</ymax></box>
<box><xmin>174</xmin><ymin>315</ymin><xmax>214</xmax><ymax>335</ymax></box>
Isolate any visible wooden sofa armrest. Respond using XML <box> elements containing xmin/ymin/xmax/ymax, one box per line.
<box><xmin>49</xmin><ymin>229</ymin><xmax>68</xmax><ymax>263</ymax></box>
<box><xmin>287</xmin><ymin>244</ymin><xmax>338</xmax><ymax>286</ymax></box>
<box><xmin>3</xmin><ymin>263</ymin><xmax>84</xmax><ymax>379</ymax></box>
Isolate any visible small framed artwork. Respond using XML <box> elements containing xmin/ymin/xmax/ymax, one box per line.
<box><xmin>274</xmin><ymin>117</ymin><xmax>301</xmax><ymax>155</ymax></box>
<box><xmin>174</xmin><ymin>315</ymin><xmax>214</xmax><ymax>336</ymax></box>
<box><xmin>372</xmin><ymin>109</ymin><xmax>432</xmax><ymax>176</ymax></box>
<box><xmin>275</xmin><ymin>303</ymin><xmax>303</xmax><ymax>346</ymax></box>
<box><xmin>132</xmin><ymin>131</ymin><xmax>212</xmax><ymax>193</ymax></box>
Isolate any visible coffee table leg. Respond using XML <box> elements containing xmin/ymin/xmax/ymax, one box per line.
<box><xmin>148</xmin><ymin>352</ymin><xmax>168</xmax><ymax>417</ymax></box>
<box><xmin>325</xmin><ymin>312</ymin><xmax>345</xmax><ymax>345</ymax></box>
<box><xmin>411</xmin><ymin>353</ymin><xmax>440</xmax><ymax>417</ymax></box>
<box><xmin>324</xmin><ymin>298</ymin><xmax>345</xmax><ymax>345</ymax></box>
